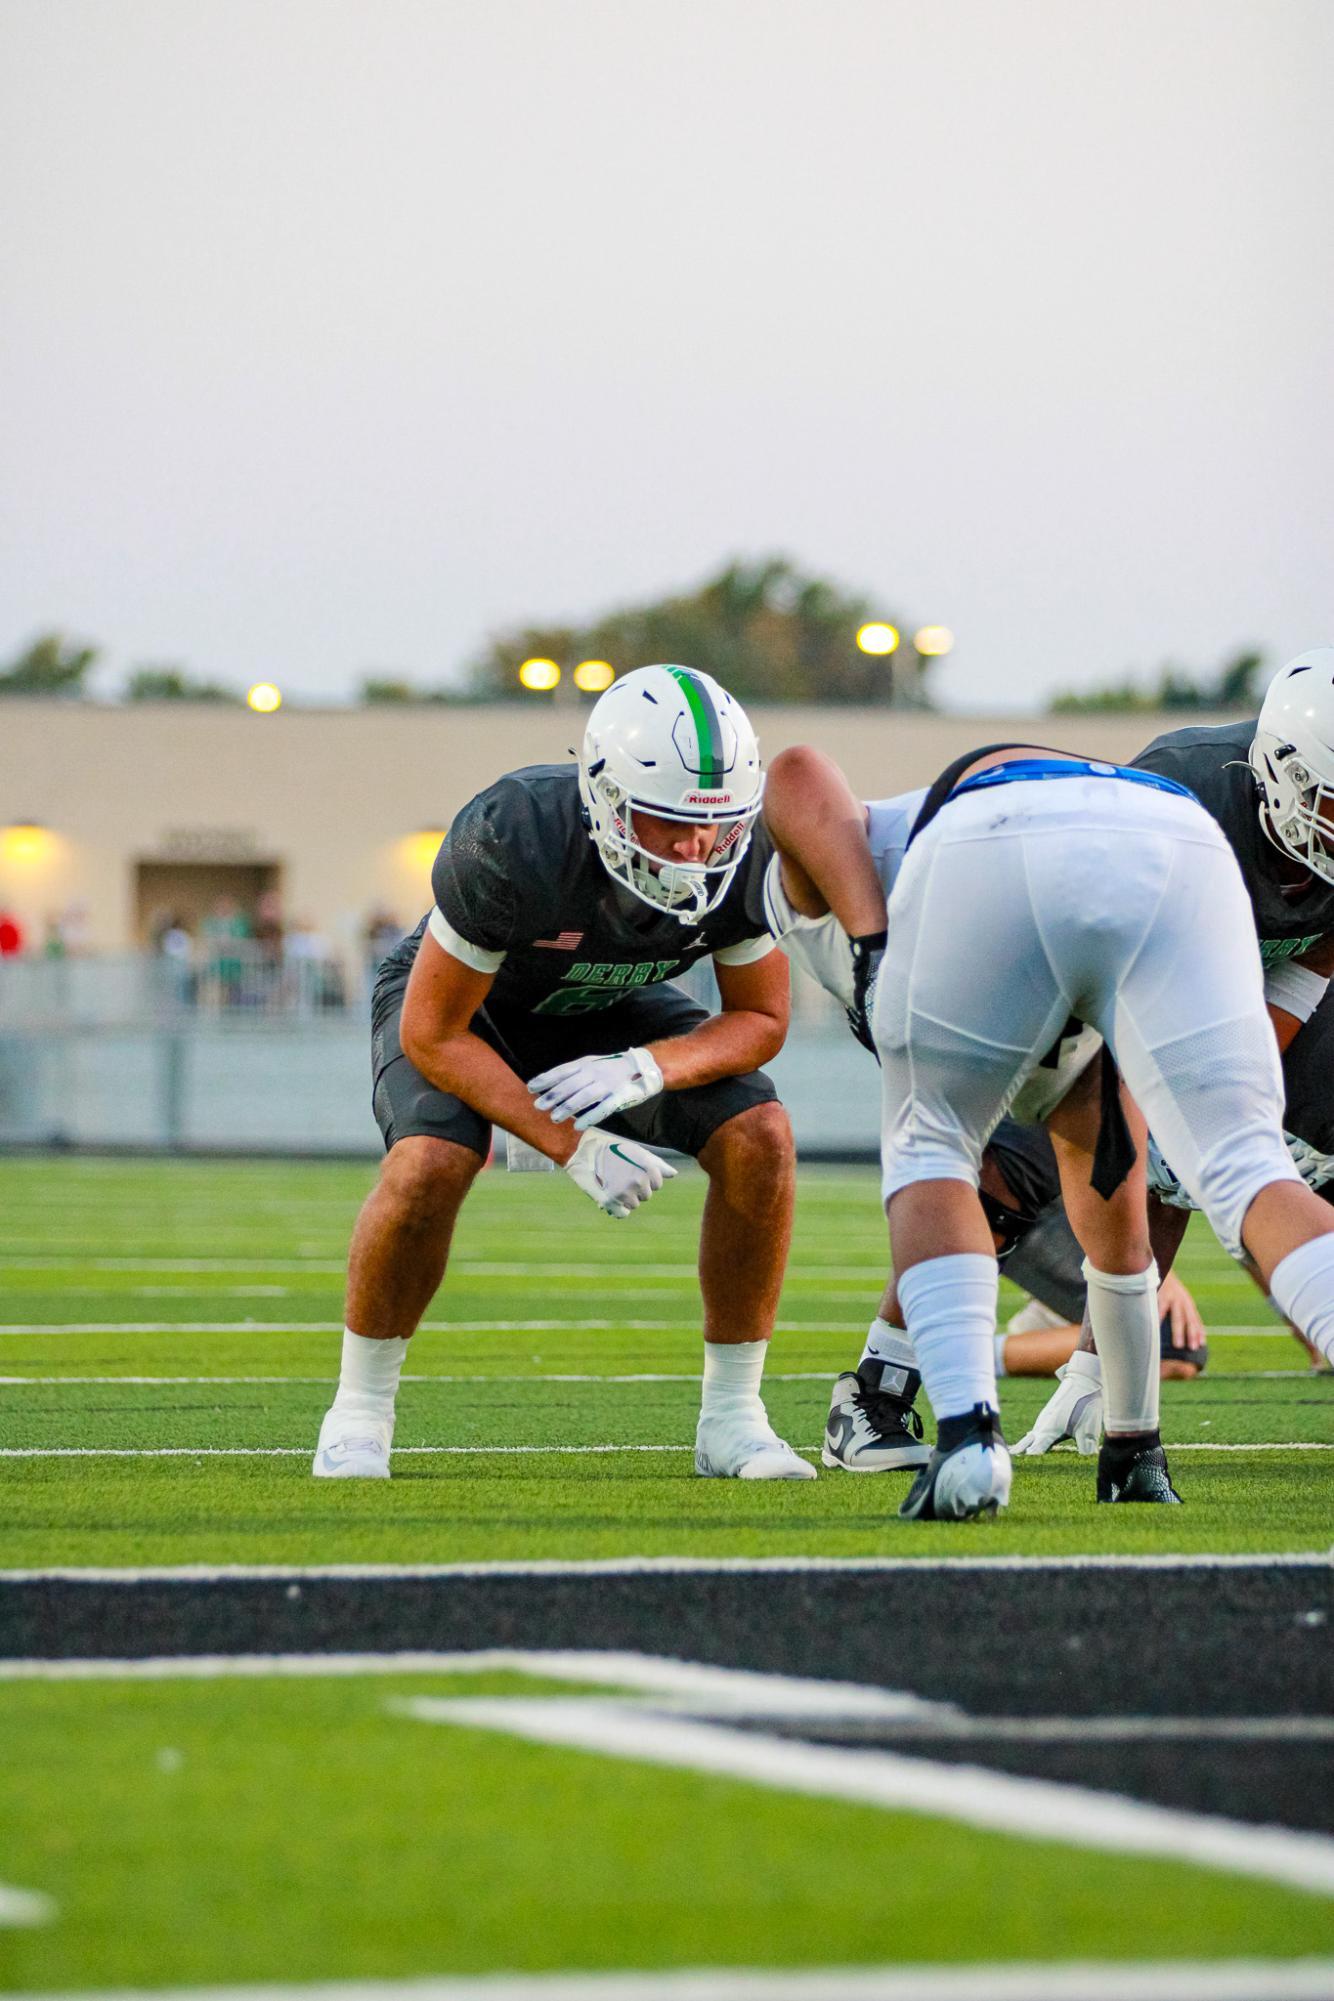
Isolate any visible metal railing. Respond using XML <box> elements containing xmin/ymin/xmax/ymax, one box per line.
<box><xmin>0</xmin><ymin>949</ymin><xmax>863</xmax><ymax>1154</ymax></box>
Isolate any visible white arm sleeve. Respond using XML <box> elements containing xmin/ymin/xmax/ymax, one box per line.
<box><xmin>427</xmin><ymin>905</ymin><xmax>507</xmax><ymax>974</ymax></box>
<box><xmin>1264</xmin><ymin>959</ymin><xmax>1330</xmax><ymax>1025</ymax></box>
<box><xmin>713</xmin><ymin>933</ymin><xmax>779</xmax><ymax>967</ymax></box>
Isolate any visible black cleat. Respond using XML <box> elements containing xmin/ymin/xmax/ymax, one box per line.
<box><xmin>898</xmin><ymin>1404</ymin><xmax>1012</xmax><ymax>1521</ymax></box>
<box><xmin>823</xmin><ymin>1358</ymin><xmax>930</xmax><ymax>1472</ymax></box>
<box><xmin>1096</xmin><ymin>1436</ymin><xmax>1183</xmax><ymax>1504</ymax></box>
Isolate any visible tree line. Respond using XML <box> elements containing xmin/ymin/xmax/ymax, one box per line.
<box><xmin>0</xmin><ymin>559</ymin><xmax>1267</xmax><ymax>712</ymax></box>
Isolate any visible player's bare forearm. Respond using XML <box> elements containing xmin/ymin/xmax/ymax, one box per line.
<box><xmin>648</xmin><ymin>950</ymin><xmax>789</xmax><ymax>1089</ymax></box>
<box><xmin>648</xmin><ymin>1009</ymin><xmax>784</xmax><ymax>1090</ymax></box>
<box><xmin>417</xmin><ymin>1028</ymin><xmax>579</xmax><ymax>1163</ymax></box>
<box><xmin>763</xmin><ymin>744</ymin><xmax>886</xmax><ymax>935</ymax></box>
<box><xmin>400</xmin><ymin>930</ymin><xmax>578</xmax><ymax>1163</ymax></box>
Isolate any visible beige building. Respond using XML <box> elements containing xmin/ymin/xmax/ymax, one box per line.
<box><xmin>0</xmin><ymin>700</ymin><xmax>1246</xmax><ymax>962</ymax></box>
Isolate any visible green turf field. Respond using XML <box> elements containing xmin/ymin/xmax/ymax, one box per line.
<box><xmin>2</xmin><ymin>1156</ymin><xmax>1332</xmax><ymax>1994</ymax></box>
<box><xmin>0</xmin><ymin>1156</ymin><xmax>1330</xmax><ymax>1565</ymax></box>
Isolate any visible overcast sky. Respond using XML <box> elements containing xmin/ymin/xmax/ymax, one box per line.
<box><xmin>2</xmin><ymin>0</ymin><xmax>1330</xmax><ymax>711</ymax></box>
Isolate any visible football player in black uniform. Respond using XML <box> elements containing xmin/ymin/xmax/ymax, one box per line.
<box><xmin>312</xmin><ymin>665</ymin><xmax>813</xmax><ymax>1483</ymax></box>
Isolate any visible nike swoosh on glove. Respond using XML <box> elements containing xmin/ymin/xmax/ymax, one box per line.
<box><xmin>846</xmin><ymin>929</ymin><xmax>887</xmax><ymax>1056</ymax></box>
<box><xmin>1012</xmin><ymin>1352</ymin><xmax>1103</xmax><ymax>1455</ymax></box>
<box><xmin>530</xmin><ymin>1048</ymin><xmax>665</xmax><ymax>1132</ymax></box>
<box><xmin>563</xmin><ymin>1127</ymin><xmax>677</xmax><ymax>1219</ymax></box>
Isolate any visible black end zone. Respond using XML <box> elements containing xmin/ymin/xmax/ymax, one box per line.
<box><xmin>4</xmin><ymin>1563</ymin><xmax>1331</xmax><ymax>1836</ymax></box>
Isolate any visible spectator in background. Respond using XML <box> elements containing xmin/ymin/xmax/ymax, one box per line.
<box><xmin>363</xmin><ymin>906</ymin><xmax>404</xmax><ymax>978</ymax></box>
<box><xmin>154</xmin><ymin>913</ymin><xmax>195</xmax><ymax>1007</ymax></box>
<box><xmin>253</xmin><ymin>890</ymin><xmax>285</xmax><ymax>963</ymax></box>
<box><xmin>200</xmin><ymin>896</ymin><xmax>251</xmax><ymax>1008</ymax></box>
<box><xmin>286</xmin><ymin>916</ymin><xmax>345</xmax><ymax>1011</ymax></box>
<box><xmin>252</xmin><ymin>889</ymin><xmax>287</xmax><ymax>1007</ymax></box>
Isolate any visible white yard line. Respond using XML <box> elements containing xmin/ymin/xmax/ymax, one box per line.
<box><xmin>0</xmin><ymin>1258</ymin><xmax>890</xmax><ymax>1281</ymax></box>
<box><xmin>0</xmin><ymin>1373</ymin><xmax>840</xmax><ymax>1387</ymax></box>
<box><xmin>0</xmin><ymin>1881</ymin><xmax>55</xmax><ymax>1927</ymax></box>
<box><xmin>0</xmin><ymin>1441</ymin><xmax>1329</xmax><ymax>1460</ymax></box>
<box><xmin>2</xmin><ymin>1552</ymin><xmax>1328</xmax><ymax>1582</ymax></box>
<box><xmin>0</xmin><ymin>1652</ymin><xmax>954</xmax><ymax>1720</ymax></box>
<box><xmin>5</xmin><ymin>1963</ymin><xmax>1334</xmax><ymax>2000</ymax></box>
<box><xmin>0</xmin><ymin>1370</ymin><xmax>1314</xmax><ymax>1386</ymax></box>
<box><xmin>0</xmin><ymin>1320</ymin><xmax>888</xmax><ymax>1336</ymax></box>
<box><xmin>4</xmin><ymin>1645</ymin><xmax>1332</xmax><ymax>1899</ymax></box>
<box><xmin>1</xmin><ymin>1651</ymin><xmax>1328</xmax><ymax>1744</ymax></box>
<box><xmin>399</xmin><ymin>1693</ymin><xmax>1334</xmax><ymax>1901</ymax></box>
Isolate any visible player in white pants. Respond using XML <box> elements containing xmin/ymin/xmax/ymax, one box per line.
<box><xmin>876</xmin><ymin>744</ymin><xmax>1334</xmax><ymax>1518</ymax></box>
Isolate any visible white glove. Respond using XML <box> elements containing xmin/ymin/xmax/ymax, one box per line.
<box><xmin>563</xmin><ymin>1127</ymin><xmax>677</xmax><ymax>1219</ymax></box>
<box><xmin>1012</xmin><ymin>1351</ymin><xmax>1103</xmax><ymax>1456</ymax></box>
<box><xmin>530</xmin><ymin>1048</ymin><xmax>664</xmax><ymax>1131</ymax></box>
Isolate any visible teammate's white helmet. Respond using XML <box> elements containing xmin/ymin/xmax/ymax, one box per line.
<box><xmin>1249</xmin><ymin>649</ymin><xmax>1334</xmax><ymax>884</ymax></box>
<box><xmin>578</xmin><ymin>664</ymin><xmax>764</xmax><ymax>923</ymax></box>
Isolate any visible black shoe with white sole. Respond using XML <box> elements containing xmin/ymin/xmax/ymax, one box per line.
<box><xmin>822</xmin><ymin>1358</ymin><xmax>930</xmax><ymax>1472</ymax></box>
<box><xmin>898</xmin><ymin>1404</ymin><xmax>1012</xmax><ymax>1521</ymax></box>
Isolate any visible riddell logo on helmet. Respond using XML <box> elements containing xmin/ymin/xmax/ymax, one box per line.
<box><xmin>684</xmin><ymin>789</ymin><xmax>732</xmax><ymax>805</ymax></box>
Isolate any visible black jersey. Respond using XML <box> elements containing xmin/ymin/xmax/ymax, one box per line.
<box><xmin>1133</xmin><ymin>721</ymin><xmax>1334</xmax><ymax>965</ymax></box>
<box><xmin>399</xmin><ymin>763</ymin><xmax>773</xmax><ymax>1018</ymax></box>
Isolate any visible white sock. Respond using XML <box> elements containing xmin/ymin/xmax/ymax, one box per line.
<box><xmin>896</xmin><ymin>1254</ymin><xmax>999</xmax><ymax>1422</ymax></box>
<box><xmin>1269</xmin><ymin>1235</ymin><xmax>1334</xmax><ymax>1366</ymax></box>
<box><xmin>1083</xmin><ymin>1260</ymin><xmax>1159</xmax><ymax>1433</ymax></box>
<box><xmin>860</xmin><ymin>1315</ymin><xmax>918</xmax><ymax>1377</ymax></box>
<box><xmin>700</xmin><ymin>1338</ymin><xmax>768</xmax><ymax>1420</ymax></box>
<box><xmin>331</xmin><ymin>1328</ymin><xmax>408</xmax><ymax>1418</ymax></box>
<box><xmin>993</xmin><ymin>1333</ymin><xmax>1009</xmax><ymax>1379</ymax></box>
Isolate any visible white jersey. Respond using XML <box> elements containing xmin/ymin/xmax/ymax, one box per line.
<box><xmin>762</xmin><ymin>788</ymin><xmax>926</xmax><ymax>1007</ymax></box>
<box><xmin>764</xmin><ymin>782</ymin><xmax>1100</xmax><ymax>1123</ymax></box>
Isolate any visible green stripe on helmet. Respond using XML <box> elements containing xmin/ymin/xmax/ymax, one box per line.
<box><xmin>668</xmin><ymin>667</ymin><xmax>725</xmax><ymax>788</ymax></box>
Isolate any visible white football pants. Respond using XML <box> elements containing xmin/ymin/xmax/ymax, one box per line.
<box><xmin>875</xmin><ymin>774</ymin><xmax>1301</xmax><ymax>1258</ymax></box>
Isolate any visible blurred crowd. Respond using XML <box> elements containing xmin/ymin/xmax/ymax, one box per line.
<box><xmin>0</xmin><ymin>896</ymin><xmax>407</xmax><ymax>1015</ymax></box>
<box><xmin>147</xmin><ymin>895</ymin><xmax>406</xmax><ymax>1012</ymax></box>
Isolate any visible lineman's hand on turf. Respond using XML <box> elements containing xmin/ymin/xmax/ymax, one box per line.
<box><xmin>530</xmin><ymin>1048</ymin><xmax>664</xmax><ymax>1131</ymax></box>
<box><xmin>1012</xmin><ymin>1355</ymin><xmax>1103</xmax><ymax>1455</ymax></box>
<box><xmin>846</xmin><ymin>930</ymin><xmax>887</xmax><ymax>1056</ymax></box>
<box><xmin>1159</xmin><ymin>1271</ymin><xmax>1205</xmax><ymax>1351</ymax></box>
<box><xmin>563</xmin><ymin>1127</ymin><xmax>677</xmax><ymax>1219</ymax></box>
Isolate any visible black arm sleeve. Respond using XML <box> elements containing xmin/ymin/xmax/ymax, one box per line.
<box><xmin>430</xmin><ymin>787</ymin><xmax>520</xmax><ymax>954</ymax></box>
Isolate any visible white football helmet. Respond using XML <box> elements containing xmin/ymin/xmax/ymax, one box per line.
<box><xmin>1249</xmin><ymin>649</ymin><xmax>1334</xmax><ymax>884</ymax></box>
<box><xmin>577</xmin><ymin>664</ymin><xmax>764</xmax><ymax>923</ymax></box>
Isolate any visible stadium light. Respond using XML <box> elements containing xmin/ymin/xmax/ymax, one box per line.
<box><xmin>0</xmin><ymin>820</ymin><xmax>54</xmax><ymax>866</ymax></box>
<box><xmin>404</xmin><ymin>829</ymin><xmax>448</xmax><ymax>875</ymax></box>
<box><xmin>856</xmin><ymin>623</ymin><xmax>899</xmax><ymax>657</ymax></box>
<box><xmin>518</xmin><ymin>658</ymin><xmax>561</xmax><ymax>692</ymax></box>
<box><xmin>246</xmin><ymin>682</ymin><xmax>283</xmax><ymax>713</ymax></box>
<box><xmin>573</xmin><ymin>660</ymin><xmax>615</xmax><ymax>694</ymax></box>
<box><xmin>914</xmin><ymin>626</ymin><xmax>954</xmax><ymax>657</ymax></box>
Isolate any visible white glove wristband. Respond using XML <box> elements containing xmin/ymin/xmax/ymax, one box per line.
<box><xmin>627</xmin><ymin>1047</ymin><xmax>664</xmax><ymax>1098</ymax></box>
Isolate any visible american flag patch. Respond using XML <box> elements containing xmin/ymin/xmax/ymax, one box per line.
<box><xmin>533</xmin><ymin>931</ymin><xmax>584</xmax><ymax>950</ymax></box>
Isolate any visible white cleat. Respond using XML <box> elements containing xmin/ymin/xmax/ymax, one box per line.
<box><xmin>312</xmin><ymin>1408</ymin><xmax>393</xmax><ymax>1479</ymax></box>
<box><xmin>694</xmin><ymin>1410</ymin><xmax>817</xmax><ymax>1481</ymax></box>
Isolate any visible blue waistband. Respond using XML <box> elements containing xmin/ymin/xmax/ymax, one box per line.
<box><xmin>951</xmin><ymin>758</ymin><xmax>1195</xmax><ymax>803</ymax></box>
